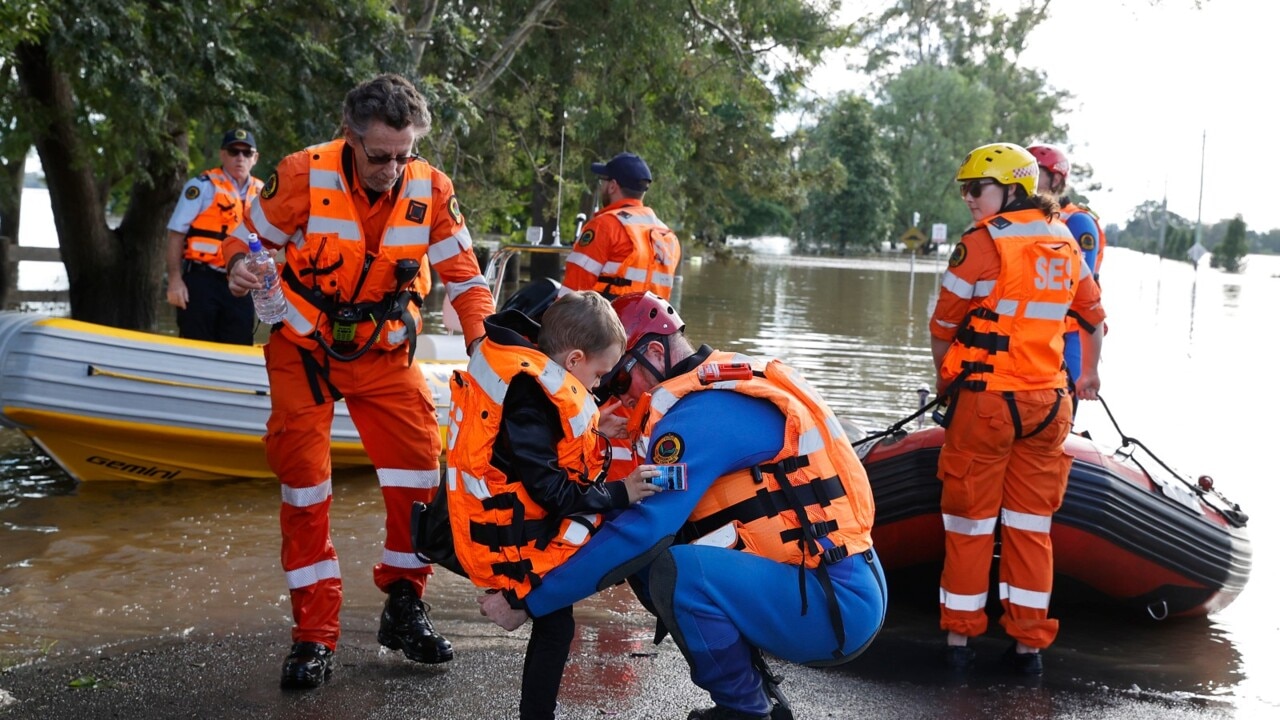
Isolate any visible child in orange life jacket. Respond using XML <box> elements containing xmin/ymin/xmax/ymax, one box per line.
<box><xmin>447</xmin><ymin>289</ymin><xmax>663</xmax><ymax>720</ymax></box>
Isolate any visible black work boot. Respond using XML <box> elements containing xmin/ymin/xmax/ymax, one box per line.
<box><xmin>280</xmin><ymin>641</ymin><xmax>333</xmax><ymax>690</ymax></box>
<box><xmin>377</xmin><ymin>579</ymin><xmax>454</xmax><ymax>663</ymax></box>
<box><xmin>687</xmin><ymin>706</ymin><xmax>770</xmax><ymax>720</ymax></box>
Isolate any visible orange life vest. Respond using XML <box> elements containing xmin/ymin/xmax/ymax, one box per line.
<box><xmin>445</xmin><ymin>336</ymin><xmax>606</xmax><ymax>597</ymax></box>
<box><xmin>592</xmin><ymin>205</ymin><xmax>681</xmax><ymax>300</ymax></box>
<box><xmin>184</xmin><ymin>168</ymin><xmax>262</xmax><ymax>267</ymax></box>
<box><xmin>634</xmin><ymin>351</ymin><xmax>874</xmax><ymax>568</ymax></box>
<box><xmin>940</xmin><ymin>210</ymin><xmax>1081</xmax><ymax>392</ymax></box>
<box><xmin>277</xmin><ymin>140</ymin><xmax>432</xmax><ymax>354</ymax></box>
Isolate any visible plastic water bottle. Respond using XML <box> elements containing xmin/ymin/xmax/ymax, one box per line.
<box><xmin>245</xmin><ymin>233</ymin><xmax>287</xmax><ymax>324</ymax></box>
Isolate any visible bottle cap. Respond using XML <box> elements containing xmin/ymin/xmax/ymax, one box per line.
<box><xmin>247</xmin><ymin>232</ymin><xmax>263</xmax><ymax>252</ymax></box>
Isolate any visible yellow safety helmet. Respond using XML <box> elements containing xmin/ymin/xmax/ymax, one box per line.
<box><xmin>955</xmin><ymin>143</ymin><xmax>1038</xmax><ymax>197</ymax></box>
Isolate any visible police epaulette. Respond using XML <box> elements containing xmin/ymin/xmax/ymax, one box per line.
<box><xmin>989</xmin><ymin>216</ymin><xmax>1013</xmax><ymax>229</ymax></box>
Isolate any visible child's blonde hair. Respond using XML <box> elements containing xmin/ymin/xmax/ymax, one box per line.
<box><xmin>539</xmin><ymin>291</ymin><xmax>626</xmax><ymax>359</ymax></box>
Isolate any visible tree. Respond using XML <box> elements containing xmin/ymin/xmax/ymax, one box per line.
<box><xmin>796</xmin><ymin>93</ymin><xmax>897</xmax><ymax>253</ymax></box>
<box><xmin>1210</xmin><ymin>215</ymin><xmax>1248</xmax><ymax>272</ymax></box>
<box><xmin>5</xmin><ymin>1</ymin><xmax>407</xmax><ymax>328</ymax></box>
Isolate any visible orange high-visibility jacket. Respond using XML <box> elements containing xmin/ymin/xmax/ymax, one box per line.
<box><xmin>446</xmin><ymin>337</ymin><xmax>605</xmax><ymax>597</ymax></box>
<box><xmin>567</xmin><ymin>203</ymin><xmax>680</xmax><ymax>299</ymax></box>
<box><xmin>184</xmin><ymin>168</ymin><xmax>262</xmax><ymax>267</ymax></box>
<box><xmin>635</xmin><ymin>351</ymin><xmax>874</xmax><ymax>567</ymax></box>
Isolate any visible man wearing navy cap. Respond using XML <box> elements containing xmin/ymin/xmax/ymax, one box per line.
<box><xmin>561</xmin><ymin>151</ymin><xmax>682</xmax><ymax>302</ymax></box>
<box><xmin>164</xmin><ymin>128</ymin><xmax>263</xmax><ymax>344</ymax></box>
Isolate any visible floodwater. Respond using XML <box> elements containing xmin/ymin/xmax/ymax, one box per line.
<box><xmin>2</xmin><ymin>191</ymin><xmax>1276</xmax><ymax>716</ymax></box>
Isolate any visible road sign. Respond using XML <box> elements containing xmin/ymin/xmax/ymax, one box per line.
<box><xmin>900</xmin><ymin>227</ymin><xmax>927</xmax><ymax>252</ymax></box>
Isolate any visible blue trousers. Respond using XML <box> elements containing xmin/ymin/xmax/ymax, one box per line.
<box><xmin>646</xmin><ymin>545</ymin><xmax>887</xmax><ymax>716</ymax></box>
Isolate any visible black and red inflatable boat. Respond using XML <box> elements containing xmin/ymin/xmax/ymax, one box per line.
<box><xmin>856</xmin><ymin>425</ymin><xmax>1251</xmax><ymax>619</ymax></box>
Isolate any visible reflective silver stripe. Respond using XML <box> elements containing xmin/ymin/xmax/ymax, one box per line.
<box><xmin>246</xmin><ymin>200</ymin><xmax>291</xmax><ymax>245</ymax></box>
<box><xmin>1024</xmin><ymin>301</ymin><xmax>1070</xmax><ymax>320</ymax></box>
<box><xmin>825</xmin><ymin>415</ymin><xmax>847</xmax><ymax>441</ymax></box>
<box><xmin>383</xmin><ymin>224</ymin><xmax>429</xmax><ymax>248</ymax></box>
<box><xmin>386</xmin><ymin>325</ymin><xmax>408</xmax><ymax>345</ymax></box>
<box><xmin>651</xmin><ymin>272</ymin><xmax>675</xmax><ymax>288</ymax></box>
<box><xmin>995</xmin><ymin>299</ymin><xmax>1019</xmax><ymax>316</ymax></box>
<box><xmin>1001</xmin><ymin>508</ymin><xmax>1052</xmax><ymax>534</ymax></box>
<box><xmin>941</xmin><ymin>271</ymin><xmax>976</xmax><ymax>299</ymax></box>
<box><xmin>382</xmin><ymin>548</ymin><xmax>429</xmax><ymax>570</ymax></box>
<box><xmin>615</xmin><ymin>209</ymin><xmax>657</xmax><ymax>225</ymax></box>
<box><xmin>469</xmin><ymin>351</ymin><xmax>509</xmax><ymax>406</ymax></box>
<box><xmin>427</xmin><ymin>226</ymin><xmax>474</xmax><ymax>264</ymax></box>
<box><xmin>560</xmin><ymin>514</ymin><xmax>599</xmax><ymax>546</ymax></box>
<box><xmin>286</xmin><ymin>558</ymin><xmax>340</xmax><ymax>589</ymax></box>
<box><xmin>622</xmin><ymin>267</ymin><xmax>649</xmax><ymax>282</ymax></box>
<box><xmin>565</xmin><ymin>252</ymin><xmax>605</xmax><ymax>275</ymax></box>
<box><xmin>973</xmin><ymin>279</ymin><xmax>996</xmax><ymax>298</ymax></box>
<box><xmin>1000</xmin><ymin>582</ymin><xmax>1051</xmax><ymax>610</ymax></box>
<box><xmin>939</xmin><ymin>587</ymin><xmax>987</xmax><ymax>612</ymax></box>
<box><xmin>601</xmin><ymin>261</ymin><xmax>624</xmax><ymax>274</ymax></box>
<box><xmin>538</xmin><ymin>362</ymin><xmax>567</xmax><ymax>396</ymax></box>
<box><xmin>402</xmin><ymin>177</ymin><xmax>432</xmax><ymax>200</ymax></box>
<box><xmin>462</xmin><ymin>468</ymin><xmax>491</xmax><ymax>500</ymax></box>
<box><xmin>282</xmin><ymin>296</ymin><xmax>315</xmax><ymax>335</ymax></box>
<box><xmin>377</xmin><ymin>468</ymin><xmax>441</xmax><ymax>490</ymax></box>
<box><xmin>567</xmin><ymin>400</ymin><xmax>595</xmax><ymax>439</ymax></box>
<box><xmin>309</xmin><ymin>167</ymin><xmax>345</xmax><ymax>192</ymax></box>
<box><xmin>988</xmin><ymin>217</ymin><xmax>1055</xmax><ymax>239</ymax></box>
<box><xmin>446</xmin><ymin>274</ymin><xmax>489</xmax><ymax>302</ymax></box>
<box><xmin>610</xmin><ymin>443</ymin><xmax>634</xmax><ymax>461</ymax></box>
<box><xmin>446</xmin><ymin>465</ymin><xmax>459</xmax><ymax>491</ymax></box>
<box><xmin>649</xmin><ymin>386</ymin><xmax>679</xmax><ymax>416</ymax></box>
<box><xmin>282</xmin><ymin>480</ymin><xmax>333</xmax><ymax>507</ymax></box>
<box><xmin>188</xmin><ymin>240</ymin><xmax>222</xmax><ymax>256</ymax></box>
<box><xmin>942</xmin><ymin>513</ymin><xmax>998</xmax><ymax>536</ymax></box>
<box><xmin>308</xmin><ymin>215</ymin><xmax>360</xmax><ymax>243</ymax></box>
<box><xmin>797</xmin><ymin>426</ymin><xmax>825</xmax><ymax>455</ymax></box>
<box><xmin>934</xmin><ymin>318</ymin><xmax>958</xmax><ymax>329</ymax></box>
<box><xmin>691</xmin><ymin>523</ymin><xmax>738</xmax><ymax>547</ymax></box>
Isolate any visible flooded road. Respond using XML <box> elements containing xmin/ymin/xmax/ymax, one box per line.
<box><xmin>1</xmin><ymin>239</ymin><xmax>1276</xmax><ymax>717</ymax></box>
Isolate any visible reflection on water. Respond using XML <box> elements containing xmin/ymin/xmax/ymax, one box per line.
<box><xmin>1</xmin><ymin>247</ymin><xmax>1276</xmax><ymax>715</ymax></box>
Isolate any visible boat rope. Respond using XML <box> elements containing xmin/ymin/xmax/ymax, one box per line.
<box><xmin>87</xmin><ymin>365</ymin><xmax>269</xmax><ymax>396</ymax></box>
<box><xmin>1096</xmin><ymin>394</ymin><xmax>1247</xmax><ymax>526</ymax></box>
<box><xmin>851</xmin><ymin>396</ymin><xmax>942</xmax><ymax>448</ymax></box>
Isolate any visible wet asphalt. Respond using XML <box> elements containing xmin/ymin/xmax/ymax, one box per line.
<box><xmin>0</xmin><ymin>597</ymin><xmax>1234</xmax><ymax>720</ymax></box>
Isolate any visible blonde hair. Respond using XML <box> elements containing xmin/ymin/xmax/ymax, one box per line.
<box><xmin>540</xmin><ymin>291</ymin><xmax>626</xmax><ymax>358</ymax></box>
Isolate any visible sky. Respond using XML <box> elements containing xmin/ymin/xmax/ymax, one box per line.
<box><xmin>806</xmin><ymin>0</ymin><xmax>1277</xmax><ymax>232</ymax></box>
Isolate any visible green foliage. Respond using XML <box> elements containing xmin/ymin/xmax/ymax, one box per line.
<box><xmin>796</xmin><ymin>93</ymin><xmax>897</xmax><ymax>253</ymax></box>
<box><xmin>1210</xmin><ymin>215</ymin><xmax>1248</xmax><ymax>272</ymax></box>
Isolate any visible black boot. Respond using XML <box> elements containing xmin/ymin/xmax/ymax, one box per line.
<box><xmin>377</xmin><ymin>579</ymin><xmax>454</xmax><ymax>663</ymax></box>
<box><xmin>280</xmin><ymin>641</ymin><xmax>333</xmax><ymax>690</ymax></box>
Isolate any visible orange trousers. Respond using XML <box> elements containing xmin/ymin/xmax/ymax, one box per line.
<box><xmin>937</xmin><ymin>388</ymin><xmax>1072</xmax><ymax>649</ymax></box>
<box><xmin>264</xmin><ymin>332</ymin><xmax>441</xmax><ymax>649</ymax></box>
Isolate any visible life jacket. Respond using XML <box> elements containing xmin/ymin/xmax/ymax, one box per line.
<box><xmin>634</xmin><ymin>351</ymin><xmax>874</xmax><ymax>568</ymax></box>
<box><xmin>1062</xmin><ymin>200</ymin><xmax>1107</xmax><ymax>277</ymax></box>
<box><xmin>184</xmin><ymin>168</ymin><xmax>262</xmax><ymax>267</ymax></box>
<box><xmin>592</xmin><ymin>205</ymin><xmax>680</xmax><ymax>300</ymax></box>
<box><xmin>445</xmin><ymin>333</ymin><xmax>606</xmax><ymax>597</ymax></box>
<box><xmin>940</xmin><ymin>209</ymin><xmax>1081</xmax><ymax>392</ymax></box>
<box><xmin>277</xmin><ymin>140</ymin><xmax>431</xmax><ymax>355</ymax></box>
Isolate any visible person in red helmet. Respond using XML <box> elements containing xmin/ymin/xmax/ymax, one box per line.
<box><xmin>480</xmin><ymin>291</ymin><xmax>887</xmax><ymax>720</ymax></box>
<box><xmin>932</xmin><ymin>143</ymin><xmax>1106</xmax><ymax>676</ymax></box>
<box><xmin>1027</xmin><ymin>143</ymin><xmax>1107</xmax><ymax>384</ymax></box>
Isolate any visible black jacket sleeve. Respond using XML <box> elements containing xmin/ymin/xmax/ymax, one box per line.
<box><xmin>494</xmin><ymin>373</ymin><xmax>629</xmax><ymax>517</ymax></box>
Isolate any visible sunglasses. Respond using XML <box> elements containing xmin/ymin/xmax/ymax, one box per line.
<box><xmin>224</xmin><ymin>147</ymin><xmax>256</xmax><ymax>158</ymax></box>
<box><xmin>359</xmin><ymin>137</ymin><xmax>419</xmax><ymax>166</ymax></box>
<box><xmin>596</xmin><ymin>354</ymin><xmax>639</xmax><ymax>402</ymax></box>
<box><xmin>960</xmin><ymin>179</ymin><xmax>996</xmax><ymax>199</ymax></box>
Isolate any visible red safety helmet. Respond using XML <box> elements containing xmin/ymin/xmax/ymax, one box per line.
<box><xmin>1027</xmin><ymin>144</ymin><xmax>1071</xmax><ymax>177</ymax></box>
<box><xmin>611</xmin><ymin>291</ymin><xmax>684</xmax><ymax>352</ymax></box>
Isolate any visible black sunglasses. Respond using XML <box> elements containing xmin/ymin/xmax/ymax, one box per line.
<box><xmin>960</xmin><ymin>179</ymin><xmax>995</xmax><ymax>199</ymax></box>
<box><xmin>225</xmin><ymin>147</ymin><xmax>255</xmax><ymax>158</ymax></box>
<box><xmin>595</xmin><ymin>354</ymin><xmax>638</xmax><ymax>403</ymax></box>
<box><xmin>359</xmin><ymin>137</ymin><xmax>419</xmax><ymax>166</ymax></box>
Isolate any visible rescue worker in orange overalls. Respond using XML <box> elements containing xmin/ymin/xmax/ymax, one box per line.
<box><xmin>448</xmin><ymin>290</ymin><xmax>661</xmax><ymax>720</ymax></box>
<box><xmin>1027</xmin><ymin>144</ymin><xmax>1108</xmax><ymax>385</ymax></box>
<box><xmin>562</xmin><ymin>152</ymin><xmax>682</xmax><ymax>483</ymax></box>
<box><xmin>931</xmin><ymin>143</ymin><xmax>1106</xmax><ymax>676</ymax></box>
<box><xmin>224</xmin><ymin>74</ymin><xmax>495</xmax><ymax>690</ymax></box>
<box><xmin>165</xmin><ymin>128</ymin><xmax>263</xmax><ymax>344</ymax></box>
<box><xmin>479</xmin><ymin>292</ymin><xmax>887</xmax><ymax>720</ymax></box>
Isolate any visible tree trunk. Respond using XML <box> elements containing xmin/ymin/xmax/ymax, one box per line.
<box><xmin>15</xmin><ymin>38</ymin><xmax>184</xmax><ymax>329</ymax></box>
<box><xmin>0</xmin><ymin>158</ymin><xmax>24</xmax><ymax>307</ymax></box>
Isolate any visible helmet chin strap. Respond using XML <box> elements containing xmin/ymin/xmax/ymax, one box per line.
<box><xmin>632</xmin><ymin>335</ymin><xmax>673</xmax><ymax>386</ymax></box>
